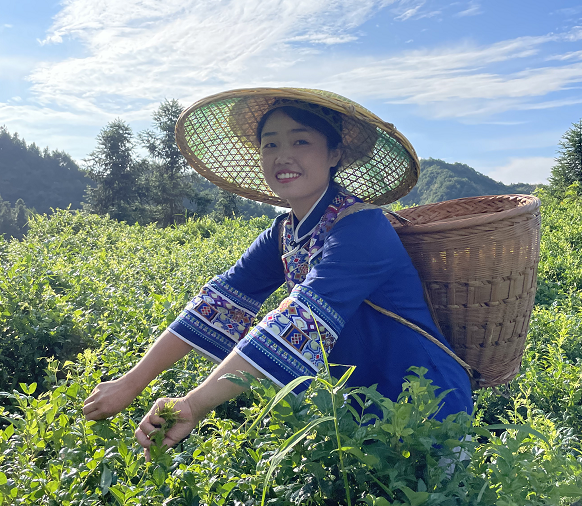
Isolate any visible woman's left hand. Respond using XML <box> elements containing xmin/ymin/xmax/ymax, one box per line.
<box><xmin>135</xmin><ymin>396</ymin><xmax>204</xmax><ymax>461</ymax></box>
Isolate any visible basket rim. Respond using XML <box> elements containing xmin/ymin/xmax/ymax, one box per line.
<box><xmin>390</xmin><ymin>194</ymin><xmax>541</xmax><ymax>235</ymax></box>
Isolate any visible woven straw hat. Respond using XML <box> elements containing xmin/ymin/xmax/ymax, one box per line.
<box><xmin>175</xmin><ymin>88</ymin><xmax>420</xmax><ymax>207</ymax></box>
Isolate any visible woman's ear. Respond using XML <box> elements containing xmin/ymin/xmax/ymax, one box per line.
<box><xmin>329</xmin><ymin>145</ymin><xmax>343</xmax><ymax>169</ymax></box>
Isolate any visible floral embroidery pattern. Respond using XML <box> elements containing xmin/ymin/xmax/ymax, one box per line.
<box><xmin>282</xmin><ymin>190</ymin><xmax>360</xmax><ymax>292</ymax></box>
<box><xmin>169</xmin><ymin>277</ymin><xmax>259</xmax><ymax>360</ymax></box>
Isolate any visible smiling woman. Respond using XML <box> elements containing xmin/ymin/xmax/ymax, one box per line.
<box><xmin>258</xmin><ymin>108</ymin><xmax>342</xmax><ymax>218</ymax></box>
<box><xmin>82</xmin><ymin>88</ymin><xmax>473</xmax><ymax>461</ymax></box>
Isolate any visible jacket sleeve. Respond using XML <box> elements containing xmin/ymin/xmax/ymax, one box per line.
<box><xmin>166</xmin><ymin>215</ymin><xmax>287</xmax><ymax>363</ymax></box>
<box><xmin>234</xmin><ymin>209</ymin><xmax>411</xmax><ymax>392</ymax></box>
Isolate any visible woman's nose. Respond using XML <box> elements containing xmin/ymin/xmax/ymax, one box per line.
<box><xmin>275</xmin><ymin>149</ymin><xmax>293</xmax><ymax>164</ymax></box>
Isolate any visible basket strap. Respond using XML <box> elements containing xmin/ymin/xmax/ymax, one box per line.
<box><xmin>309</xmin><ymin>201</ymin><xmax>479</xmax><ymax>387</ymax></box>
<box><xmin>363</xmin><ymin>299</ymin><xmax>475</xmax><ymax>382</ymax></box>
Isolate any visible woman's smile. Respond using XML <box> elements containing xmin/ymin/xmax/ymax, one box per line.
<box><xmin>275</xmin><ymin>170</ymin><xmax>302</xmax><ymax>182</ymax></box>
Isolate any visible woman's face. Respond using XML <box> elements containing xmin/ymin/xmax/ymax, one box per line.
<box><xmin>260</xmin><ymin>110</ymin><xmax>341</xmax><ymax>219</ymax></box>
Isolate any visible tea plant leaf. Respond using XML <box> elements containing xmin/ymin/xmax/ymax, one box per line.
<box><xmin>399</xmin><ymin>485</ymin><xmax>429</xmax><ymax>506</ymax></box>
<box><xmin>556</xmin><ymin>484</ymin><xmax>582</xmax><ymax>497</ymax></box>
<box><xmin>100</xmin><ymin>465</ymin><xmax>113</xmax><ymax>495</ymax></box>
<box><xmin>261</xmin><ymin>415</ymin><xmax>334</xmax><ymax>506</ymax></box>
<box><xmin>485</xmin><ymin>423</ymin><xmax>550</xmax><ymax>444</ymax></box>
<box><xmin>245</xmin><ymin>374</ymin><xmax>314</xmax><ymax>435</ymax></box>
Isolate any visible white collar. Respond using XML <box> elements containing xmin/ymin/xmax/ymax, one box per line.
<box><xmin>291</xmin><ymin>185</ymin><xmax>329</xmax><ymax>243</ymax></box>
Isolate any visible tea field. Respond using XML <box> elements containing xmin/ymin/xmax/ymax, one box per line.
<box><xmin>1</xmin><ymin>188</ymin><xmax>582</xmax><ymax>505</ymax></box>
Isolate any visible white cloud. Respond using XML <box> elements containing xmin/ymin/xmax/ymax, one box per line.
<box><xmin>481</xmin><ymin>157</ymin><xmax>554</xmax><ymax>184</ymax></box>
<box><xmin>315</xmin><ymin>34</ymin><xmax>582</xmax><ymax>118</ymax></box>
<box><xmin>455</xmin><ymin>1</ymin><xmax>481</xmax><ymax>17</ymax></box>
<box><xmin>22</xmin><ymin>0</ymin><xmax>582</xmax><ymax>124</ymax></box>
<box><xmin>547</xmin><ymin>50</ymin><xmax>582</xmax><ymax>61</ymax></box>
<box><xmin>29</xmin><ymin>0</ymin><xmax>392</xmax><ymax>112</ymax></box>
<box><xmin>4</xmin><ymin>0</ymin><xmax>581</xmax><ymax>164</ymax></box>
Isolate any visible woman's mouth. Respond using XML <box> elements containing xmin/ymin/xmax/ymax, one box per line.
<box><xmin>276</xmin><ymin>171</ymin><xmax>301</xmax><ymax>182</ymax></box>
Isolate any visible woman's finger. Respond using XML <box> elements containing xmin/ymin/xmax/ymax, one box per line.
<box><xmin>135</xmin><ymin>427</ymin><xmax>153</xmax><ymax>448</ymax></box>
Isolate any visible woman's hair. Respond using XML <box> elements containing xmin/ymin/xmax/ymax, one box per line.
<box><xmin>256</xmin><ymin>105</ymin><xmax>343</xmax><ymax>177</ymax></box>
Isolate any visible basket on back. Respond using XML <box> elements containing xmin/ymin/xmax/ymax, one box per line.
<box><xmin>386</xmin><ymin>194</ymin><xmax>541</xmax><ymax>388</ymax></box>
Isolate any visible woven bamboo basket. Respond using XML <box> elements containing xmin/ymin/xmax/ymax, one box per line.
<box><xmin>386</xmin><ymin>194</ymin><xmax>541</xmax><ymax>388</ymax></box>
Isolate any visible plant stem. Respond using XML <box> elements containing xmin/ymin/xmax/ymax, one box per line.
<box><xmin>317</xmin><ymin>320</ymin><xmax>352</xmax><ymax>506</ymax></box>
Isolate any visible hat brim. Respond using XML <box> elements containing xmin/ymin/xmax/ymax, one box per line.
<box><xmin>175</xmin><ymin>87</ymin><xmax>419</xmax><ymax>207</ymax></box>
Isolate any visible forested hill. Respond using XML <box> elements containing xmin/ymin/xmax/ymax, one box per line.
<box><xmin>399</xmin><ymin>158</ymin><xmax>538</xmax><ymax>206</ymax></box>
<box><xmin>0</xmin><ymin>126</ymin><xmax>90</xmax><ymax>214</ymax></box>
<box><xmin>0</xmin><ymin>125</ymin><xmax>538</xmax><ymax>217</ymax></box>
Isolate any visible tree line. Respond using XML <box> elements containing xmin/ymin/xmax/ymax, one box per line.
<box><xmin>1</xmin><ymin>112</ymin><xmax>581</xmax><ymax>240</ymax></box>
<box><xmin>82</xmin><ymin>99</ymin><xmax>279</xmax><ymax>226</ymax></box>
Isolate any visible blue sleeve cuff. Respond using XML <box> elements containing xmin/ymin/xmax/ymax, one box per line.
<box><xmin>235</xmin><ymin>284</ymin><xmax>345</xmax><ymax>393</ymax></box>
<box><xmin>168</xmin><ymin>276</ymin><xmax>261</xmax><ymax>362</ymax></box>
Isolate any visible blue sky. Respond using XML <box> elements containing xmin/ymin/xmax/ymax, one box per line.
<box><xmin>1</xmin><ymin>0</ymin><xmax>581</xmax><ymax>184</ymax></box>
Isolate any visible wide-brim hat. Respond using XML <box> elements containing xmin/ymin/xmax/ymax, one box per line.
<box><xmin>175</xmin><ymin>87</ymin><xmax>420</xmax><ymax>207</ymax></box>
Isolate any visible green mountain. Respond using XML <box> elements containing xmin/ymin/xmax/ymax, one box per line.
<box><xmin>0</xmin><ymin>125</ymin><xmax>538</xmax><ymax>220</ymax></box>
<box><xmin>399</xmin><ymin>158</ymin><xmax>538</xmax><ymax>206</ymax></box>
<box><xmin>0</xmin><ymin>127</ymin><xmax>91</xmax><ymax>214</ymax></box>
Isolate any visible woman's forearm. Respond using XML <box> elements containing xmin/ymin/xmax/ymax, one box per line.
<box><xmin>83</xmin><ymin>329</ymin><xmax>194</xmax><ymax>420</ymax></box>
<box><xmin>124</xmin><ymin>329</ymin><xmax>195</xmax><ymax>392</ymax></box>
<box><xmin>184</xmin><ymin>350</ymin><xmax>265</xmax><ymax>415</ymax></box>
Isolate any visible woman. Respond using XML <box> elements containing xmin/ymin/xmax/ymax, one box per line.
<box><xmin>83</xmin><ymin>89</ymin><xmax>473</xmax><ymax>458</ymax></box>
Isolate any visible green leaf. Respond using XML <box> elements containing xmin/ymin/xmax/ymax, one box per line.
<box><xmin>108</xmin><ymin>486</ymin><xmax>125</xmax><ymax>503</ymax></box>
<box><xmin>219</xmin><ymin>481</ymin><xmax>237</xmax><ymax>496</ymax></box>
<box><xmin>245</xmin><ymin>374</ymin><xmax>315</xmax><ymax>435</ymax></box>
<box><xmin>66</xmin><ymin>383</ymin><xmax>79</xmax><ymax>399</ymax></box>
<box><xmin>485</xmin><ymin>423</ymin><xmax>550</xmax><ymax>445</ymax></box>
<box><xmin>152</xmin><ymin>465</ymin><xmax>166</xmax><ymax>487</ymax></box>
<box><xmin>556</xmin><ymin>484</ymin><xmax>582</xmax><ymax>497</ymax></box>
<box><xmin>399</xmin><ymin>485</ymin><xmax>429</xmax><ymax>506</ymax></box>
<box><xmin>333</xmin><ymin>365</ymin><xmax>356</xmax><ymax>393</ymax></box>
<box><xmin>100</xmin><ymin>465</ymin><xmax>113</xmax><ymax>495</ymax></box>
<box><xmin>3</xmin><ymin>425</ymin><xmax>14</xmax><ymax>439</ymax></box>
<box><xmin>220</xmin><ymin>372</ymin><xmax>251</xmax><ymax>388</ymax></box>
<box><xmin>261</xmin><ymin>416</ymin><xmax>334</xmax><ymax>506</ymax></box>
<box><xmin>19</xmin><ymin>382</ymin><xmax>36</xmax><ymax>395</ymax></box>
<box><xmin>0</xmin><ymin>472</ymin><xmax>7</xmax><ymax>486</ymax></box>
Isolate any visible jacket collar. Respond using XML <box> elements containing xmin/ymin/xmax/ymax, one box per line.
<box><xmin>289</xmin><ymin>184</ymin><xmax>339</xmax><ymax>243</ymax></box>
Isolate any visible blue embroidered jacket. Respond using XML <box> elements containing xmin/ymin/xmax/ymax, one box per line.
<box><xmin>168</xmin><ymin>185</ymin><xmax>473</xmax><ymax>419</ymax></box>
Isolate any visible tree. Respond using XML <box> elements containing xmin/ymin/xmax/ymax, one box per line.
<box><xmin>0</xmin><ymin>126</ymin><xmax>89</xmax><ymax>214</ymax></box>
<box><xmin>0</xmin><ymin>195</ymin><xmax>30</xmax><ymax>240</ymax></box>
<box><xmin>139</xmin><ymin>99</ymin><xmax>195</xmax><ymax>226</ymax></box>
<box><xmin>213</xmin><ymin>189</ymin><xmax>240</xmax><ymax>220</ymax></box>
<box><xmin>83</xmin><ymin>119</ymin><xmax>146</xmax><ymax>222</ymax></box>
<box><xmin>548</xmin><ymin>119</ymin><xmax>582</xmax><ymax>196</ymax></box>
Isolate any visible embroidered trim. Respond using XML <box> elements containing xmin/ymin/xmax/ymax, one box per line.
<box><xmin>168</xmin><ymin>310</ymin><xmax>238</xmax><ymax>359</ymax></box>
<box><xmin>210</xmin><ymin>276</ymin><xmax>262</xmax><ymax>314</ymax></box>
<box><xmin>235</xmin><ymin>284</ymin><xmax>345</xmax><ymax>387</ymax></box>
<box><xmin>282</xmin><ymin>190</ymin><xmax>361</xmax><ymax>292</ymax></box>
<box><xmin>167</xmin><ymin>276</ymin><xmax>259</xmax><ymax>359</ymax></box>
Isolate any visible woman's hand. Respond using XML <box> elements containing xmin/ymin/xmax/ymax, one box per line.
<box><xmin>135</xmin><ymin>396</ymin><xmax>205</xmax><ymax>462</ymax></box>
<box><xmin>82</xmin><ymin>330</ymin><xmax>195</xmax><ymax>420</ymax></box>
<box><xmin>83</xmin><ymin>376</ymin><xmax>140</xmax><ymax>420</ymax></box>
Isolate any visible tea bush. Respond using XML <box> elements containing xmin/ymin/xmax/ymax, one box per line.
<box><xmin>0</xmin><ymin>190</ymin><xmax>582</xmax><ymax>505</ymax></box>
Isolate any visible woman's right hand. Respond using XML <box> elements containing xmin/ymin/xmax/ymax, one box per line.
<box><xmin>83</xmin><ymin>377</ymin><xmax>139</xmax><ymax>420</ymax></box>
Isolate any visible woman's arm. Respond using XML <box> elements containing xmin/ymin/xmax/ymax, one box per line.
<box><xmin>83</xmin><ymin>330</ymin><xmax>193</xmax><ymax>420</ymax></box>
<box><xmin>134</xmin><ymin>350</ymin><xmax>263</xmax><ymax>461</ymax></box>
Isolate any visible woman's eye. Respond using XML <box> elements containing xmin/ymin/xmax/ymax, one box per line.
<box><xmin>295</xmin><ymin>139</ymin><xmax>309</xmax><ymax>145</ymax></box>
<box><xmin>262</xmin><ymin>142</ymin><xmax>276</xmax><ymax>149</ymax></box>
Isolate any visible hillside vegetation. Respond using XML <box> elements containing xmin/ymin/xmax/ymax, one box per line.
<box><xmin>1</xmin><ymin>124</ymin><xmax>539</xmax><ymax>239</ymax></box>
<box><xmin>0</xmin><ymin>127</ymin><xmax>90</xmax><ymax>214</ymax></box>
<box><xmin>399</xmin><ymin>158</ymin><xmax>537</xmax><ymax>206</ymax></box>
<box><xmin>0</xmin><ymin>187</ymin><xmax>581</xmax><ymax>504</ymax></box>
